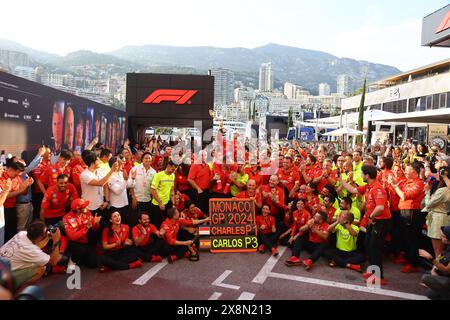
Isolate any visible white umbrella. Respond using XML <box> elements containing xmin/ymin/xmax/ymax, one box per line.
<box><xmin>323</xmin><ymin>127</ymin><xmax>366</xmax><ymax>137</ymax></box>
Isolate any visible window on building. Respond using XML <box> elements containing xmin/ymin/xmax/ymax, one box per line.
<box><xmin>433</xmin><ymin>94</ymin><xmax>440</xmax><ymax>109</ymax></box>
<box><xmin>426</xmin><ymin>95</ymin><xmax>432</xmax><ymax>110</ymax></box>
<box><xmin>439</xmin><ymin>93</ymin><xmax>446</xmax><ymax>109</ymax></box>
<box><xmin>447</xmin><ymin>92</ymin><xmax>450</xmax><ymax>108</ymax></box>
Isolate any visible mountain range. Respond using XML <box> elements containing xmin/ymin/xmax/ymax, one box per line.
<box><xmin>0</xmin><ymin>39</ymin><xmax>401</xmax><ymax>93</ymax></box>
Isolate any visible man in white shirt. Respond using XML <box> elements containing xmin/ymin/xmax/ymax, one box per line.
<box><xmin>80</xmin><ymin>151</ymin><xmax>118</xmax><ymax>228</ymax></box>
<box><xmin>128</xmin><ymin>152</ymin><xmax>156</xmax><ymax>214</ymax></box>
<box><xmin>0</xmin><ymin>220</ymin><xmax>62</xmax><ymax>291</ymax></box>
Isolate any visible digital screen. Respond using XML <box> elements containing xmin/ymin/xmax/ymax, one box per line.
<box><xmin>0</xmin><ymin>71</ymin><xmax>126</xmax><ymax>158</ymax></box>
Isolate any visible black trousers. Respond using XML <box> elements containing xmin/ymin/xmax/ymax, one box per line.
<box><xmin>291</xmin><ymin>235</ymin><xmax>327</xmax><ymax>262</ymax></box>
<box><xmin>258</xmin><ymin>232</ymin><xmax>277</xmax><ymax>250</ymax></box>
<box><xmin>192</xmin><ymin>189</ymin><xmax>210</xmax><ymax>215</ymax></box>
<box><xmin>100</xmin><ymin>247</ymin><xmax>139</xmax><ymax>270</ymax></box>
<box><xmin>32</xmin><ymin>192</ymin><xmax>44</xmax><ymax>219</ymax></box>
<box><xmin>422</xmin><ymin>274</ymin><xmax>450</xmax><ymax>300</ymax></box>
<box><xmin>4</xmin><ymin>207</ymin><xmax>17</xmax><ymax>243</ymax></box>
<box><xmin>399</xmin><ymin>210</ymin><xmax>426</xmax><ymax>267</ymax></box>
<box><xmin>389</xmin><ymin>211</ymin><xmax>403</xmax><ymax>256</ymax></box>
<box><xmin>134</xmin><ymin>237</ymin><xmax>170</xmax><ymax>260</ymax></box>
<box><xmin>150</xmin><ymin>201</ymin><xmax>173</xmax><ymax>229</ymax></box>
<box><xmin>68</xmin><ymin>241</ymin><xmax>99</xmax><ymax>268</ymax></box>
<box><xmin>164</xmin><ymin>229</ymin><xmax>195</xmax><ymax>259</ymax></box>
<box><xmin>365</xmin><ymin>219</ymin><xmax>391</xmax><ymax>278</ymax></box>
<box><xmin>325</xmin><ymin>248</ymin><xmax>366</xmax><ymax>267</ymax></box>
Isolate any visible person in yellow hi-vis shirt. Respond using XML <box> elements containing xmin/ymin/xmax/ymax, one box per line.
<box><xmin>150</xmin><ymin>161</ymin><xmax>177</xmax><ymax>228</ymax></box>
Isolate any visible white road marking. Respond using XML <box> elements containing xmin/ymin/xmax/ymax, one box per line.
<box><xmin>252</xmin><ymin>246</ymin><xmax>287</xmax><ymax>284</ymax></box>
<box><xmin>212</xmin><ymin>270</ymin><xmax>240</xmax><ymax>290</ymax></box>
<box><xmin>133</xmin><ymin>261</ymin><xmax>168</xmax><ymax>286</ymax></box>
<box><xmin>251</xmin><ymin>246</ymin><xmax>427</xmax><ymax>300</ymax></box>
<box><xmin>237</xmin><ymin>291</ymin><xmax>255</xmax><ymax>300</ymax></box>
<box><xmin>269</xmin><ymin>271</ymin><xmax>428</xmax><ymax>300</ymax></box>
<box><xmin>208</xmin><ymin>292</ymin><xmax>223</xmax><ymax>300</ymax></box>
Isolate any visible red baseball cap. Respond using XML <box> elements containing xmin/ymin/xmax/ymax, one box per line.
<box><xmin>71</xmin><ymin>198</ymin><xmax>90</xmax><ymax>211</ymax></box>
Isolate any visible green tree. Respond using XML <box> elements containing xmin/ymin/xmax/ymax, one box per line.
<box><xmin>355</xmin><ymin>78</ymin><xmax>366</xmax><ymax>144</ymax></box>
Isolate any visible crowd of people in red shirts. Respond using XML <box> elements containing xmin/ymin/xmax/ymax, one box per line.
<box><xmin>1</xmin><ymin>132</ymin><xmax>450</xmax><ymax>300</ymax></box>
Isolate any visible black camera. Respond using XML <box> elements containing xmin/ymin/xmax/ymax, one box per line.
<box><xmin>439</xmin><ymin>166</ymin><xmax>449</xmax><ymax>177</ymax></box>
<box><xmin>48</xmin><ymin>221</ymin><xmax>64</xmax><ymax>234</ymax></box>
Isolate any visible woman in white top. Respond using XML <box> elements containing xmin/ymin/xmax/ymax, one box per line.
<box><xmin>108</xmin><ymin>157</ymin><xmax>133</xmax><ymax>226</ymax></box>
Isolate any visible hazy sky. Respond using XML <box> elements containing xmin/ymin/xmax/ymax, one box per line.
<box><xmin>1</xmin><ymin>0</ymin><xmax>449</xmax><ymax>71</ymax></box>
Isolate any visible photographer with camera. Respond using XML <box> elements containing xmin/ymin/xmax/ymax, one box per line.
<box><xmin>423</xmin><ymin>157</ymin><xmax>450</xmax><ymax>259</ymax></box>
<box><xmin>0</xmin><ymin>219</ymin><xmax>62</xmax><ymax>291</ymax></box>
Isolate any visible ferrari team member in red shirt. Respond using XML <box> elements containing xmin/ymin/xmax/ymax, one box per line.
<box><xmin>40</xmin><ymin>174</ymin><xmax>79</xmax><ymax>225</ymax></box>
<box><xmin>321</xmin><ymin>195</ymin><xmax>337</xmax><ymax>223</ymax></box>
<box><xmin>36</xmin><ymin>150</ymin><xmax>72</xmax><ymax>192</ymax></box>
<box><xmin>287</xmin><ymin>199</ymin><xmax>311</xmax><ymax>246</ymax></box>
<box><xmin>68</xmin><ymin>156</ymin><xmax>86</xmax><ymax>196</ymax></box>
<box><xmin>313</xmin><ymin>159</ymin><xmax>338</xmax><ymax>194</ymax></box>
<box><xmin>261</xmin><ymin>175</ymin><xmax>286</xmax><ymax>228</ymax></box>
<box><xmin>256</xmin><ymin>205</ymin><xmax>278</xmax><ymax>256</ymax></box>
<box><xmin>132</xmin><ymin>212</ymin><xmax>167</xmax><ymax>262</ymax></box>
<box><xmin>379</xmin><ymin>156</ymin><xmax>404</xmax><ymax>263</ymax></box>
<box><xmin>389</xmin><ymin>162</ymin><xmax>425</xmax><ymax>273</ymax></box>
<box><xmin>31</xmin><ymin>147</ymin><xmax>52</xmax><ymax>219</ymax></box>
<box><xmin>160</xmin><ymin>207</ymin><xmax>209</xmax><ymax>263</ymax></box>
<box><xmin>299</xmin><ymin>154</ymin><xmax>320</xmax><ymax>185</ymax></box>
<box><xmin>188</xmin><ymin>150</ymin><xmax>213</xmax><ymax>213</ymax></box>
<box><xmin>340</xmin><ymin>165</ymin><xmax>391</xmax><ymax>285</ymax></box>
<box><xmin>1</xmin><ymin>161</ymin><xmax>33</xmax><ymax>242</ymax></box>
<box><xmin>236</xmin><ymin>179</ymin><xmax>262</xmax><ymax>209</ymax></box>
<box><xmin>245</xmin><ymin>163</ymin><xmax>263</xmax><ymax>188</ymax></box>
<box><xmin>276</xmin><ymin>156</ymin><xmax>300</xmax><ymax>201</ymax></box>
<box><xmin>100</xmin><ymin>211</ymin><xmax>142</xmax><ymax>271</ymax></box>
<box><xmin>211</xmin><ymin>160</ymin><xmax>235</xmax><ymax>197</ymax></box>
<box><xmin>285</xmin><ymin>211</ymin><xmax>329</xmax><ymax>270</ymax></box>
<box><xmin>63</xmin><ymin>198</ymin><xmax>101</xmax><ymax>268</ymax></box>
<box><xmin>174</xmin><ymin>163</ymin><xmax>191</xmax><ymax>196</ymax></box>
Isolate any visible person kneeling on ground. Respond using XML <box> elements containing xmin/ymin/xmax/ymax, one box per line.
<box><xmin>132</xmin><ymin>212</ymin><xmax>168</xmax><ymax>263</ymax></box>
<box><xmin>160</xmin><ymin>207</ymin><xmax>209</xmax><ymax>263</ymax></box>
<box><xmin>0</xmin><ymin>219</ymin><xmax>62</xmax><ymax>291</ymax></box>
<box><xmin>419</xmin><ymin>226</ymin><xmax>450</xmax><ymax>300</ymax></box>
<box><xmin>179</xmin><ymin>200</ymin><xmax>206</xmax><ymax>251</ymax></box>
<box><xmin>285</xmin><ymin>211</ymin><xmax>329</xmax><ymax>270</ymax></box>
<box><xmin>63</xmin><ymin>198</ymin><xmax>101</xmax><ymax>268</ymax></box>
<box><xmin>256</xmin><ymin>205</ymin><xmax>279</xmax><ymax>256</ymax></box>
<box><xmin>100</xmin><ymin>211</ymin><xmax>142</xmax><ymax>272</ymax></box>
<box><xmin>325</xmin><ymin>212</ymin><xmax>365</xmax><ymax>272</ymax></box>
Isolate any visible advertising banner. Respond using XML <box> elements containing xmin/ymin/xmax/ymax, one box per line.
<box><xmin>299</xmin><ymin>127</ymin><xmax>315</xmax><ymax>141</ymax></box>
<box><xmin>428</xmin><ymin>124</ymin><xmax>448</xmax><ymax>151</ymax></box>
<box><xmin>0</xmin><ymin>71</ymin><xmax>126</xmax><ymax>158</ymax></box>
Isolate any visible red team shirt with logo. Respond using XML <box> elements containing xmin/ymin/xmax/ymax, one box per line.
<box><xmin>357</xmin><ymin>181</ymin><xmax>391</xmax><ymax>220</ymax></box>
<box><xmin>41</xmin><ymin>184</ymin><xmax>79</xmax><ymax>218</ymax></box>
